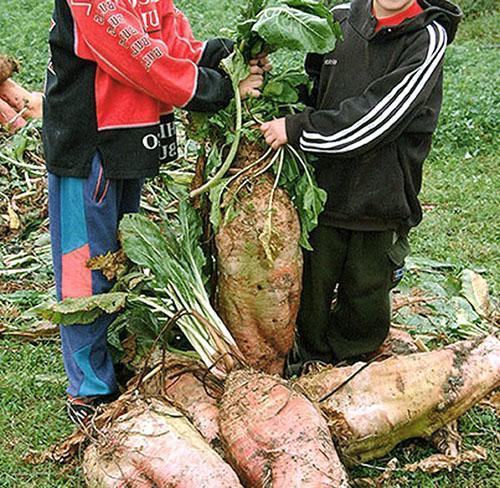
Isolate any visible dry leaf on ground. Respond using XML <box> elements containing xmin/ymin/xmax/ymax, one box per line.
<box><xmin>404</xmin><ymin>446</ymin><xmax>488</xmax><ymax>474</ymax></box>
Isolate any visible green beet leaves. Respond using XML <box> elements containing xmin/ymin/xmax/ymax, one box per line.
<box><xmin>253</xmin><ymin>3</ymin><xmax>337</xmax><ymax>54</ymax></box>
<box><xmin>120</xmin><ymin>200</ymin><xmax>207</xmax><ymax>295</ymax></box>
<box><xmin>189</xmin><ymin>0</ymin><xmax>340</xmax><ymax>248</ymax></box>
<box><xmin>35</xmin><ymin>292</ymin><xmax>128</xmax><ymax>326</ymax></box>
<box><xmin>294</xmin><ymin>171</ymin><xmax>327</xmax><ymax>250</ymax></box>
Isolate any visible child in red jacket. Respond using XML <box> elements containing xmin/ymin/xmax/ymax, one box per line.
<box><xmin>44</xmin><ymin>0</ymin><xmax>268</xmax><ymax>424</ymax></box>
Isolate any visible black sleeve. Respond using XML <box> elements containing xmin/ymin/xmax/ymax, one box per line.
<box><xmin>184</xmin><ymin>38</ymin><xmax>235</xmax><ymax>113</ymax></box>
<box><xmin>184</xmin><ymin>67</ymin><xmax>234</xmax><ymax>113</ymax></box>
<box><xmin>198</xmin><ymin>38</ymin><xmax>235</xmax><ymax>68</ymax></box>
<box><xmin>286</xmin><ymin>23</ymin><xmax>448</xmax><ymax>159</ymax></box>
<box><xmin>298</xmin><ymin>53</ymin><xmax>325</xmax><ymax>106</ymax></box>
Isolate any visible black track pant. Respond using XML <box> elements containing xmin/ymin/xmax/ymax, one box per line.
<box><xmin>296</xmin><ymin>225</ymin><xmax>409</xmax><ymax>362</ymax></box>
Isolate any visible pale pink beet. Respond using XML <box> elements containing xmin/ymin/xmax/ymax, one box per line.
<box><xmin>142</xmin><ymin>354</ymin><xmax>221</xmax><ymax>446</ymax></box>
<box><xmin>297</xmin><ymin>335</ymin><xmax>500</xmax><ymax>465</ymax></box>
<box><xmin>163</xmin><ymin>371</ymin><xmax>221</xmax><ymax>445</ymax></box>
<box><xmin>0</xmin><ymin>97</ymin><xmax>26</xmax><ymax>132</ymax></box>
<box><xmin>219</xmin><ymin>369</ymin><xmax>350</xmax><ymax>488</ymax></box>
<box><xmin>83</xmin><ymin>398</ymin><xmax>242</xmax><ymax>487</ymax></box>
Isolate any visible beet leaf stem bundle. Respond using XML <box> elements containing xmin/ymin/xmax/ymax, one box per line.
<box><xmin>188</xmin><ymin>0</ymin><xmax>339</xmax><ymax>249</ymax></box>
<box><xmin>119</xmin><ymin>202</ymin><xmax>244</xmax><ymax>376</ymax></box>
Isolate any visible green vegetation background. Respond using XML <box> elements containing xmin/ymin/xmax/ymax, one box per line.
<box><xmin>0</xmin><ymin>0</ymin><xmax>498</xmax><ymax>486</ymax></box>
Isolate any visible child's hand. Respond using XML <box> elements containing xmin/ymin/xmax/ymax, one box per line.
<box><xmin>250</xmin><ymin>54</ymin><xmax>272</xmax><ymax>73</ymax></box>
<box><xmin>239</xmin><ymin>64</ymin><xmax>264</xmax><ymax>100</ymax></box>
<box><xmin>260</xmin><ymin>118</ymin><xmax>288</xmax><ymax>150</ymax></box>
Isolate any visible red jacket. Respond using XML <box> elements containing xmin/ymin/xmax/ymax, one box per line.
<box><xmin>43</xmin><ymin>0</ymin><xmax>234</xmax><ymax>179</ymax></box>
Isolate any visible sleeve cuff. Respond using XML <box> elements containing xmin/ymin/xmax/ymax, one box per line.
<box><xmin>199</xmin><ymin>38</ymin><xmax>235</xmax><ymax>68</ymax></box>
<box><xmin>285</xmin><ymin>112</ymin><xmax>308</xmax><ymax>149</ymax></box>
<box><xmin>184</xmin><ymin>69</ymin><xmax>234</xmax><ymax>113</ymax></box>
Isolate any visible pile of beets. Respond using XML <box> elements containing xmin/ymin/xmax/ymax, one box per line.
<box><xmin>82</xmin><ymin>176</ymin><xmax>499</xmax><ymax>487</ymax></box>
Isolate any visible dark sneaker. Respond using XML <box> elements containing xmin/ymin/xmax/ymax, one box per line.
<box><xmin>66</xmin><ymin>396</ymin><xmax>98</xmax><ymax>427</ymax></box>
<box><xmin>284</xmin><ymin>345</ymin><xmax>305</xmax><ymax>379</ymax></box>
<box><xmin>66</xmin><ymin>394</ymin><xmax>117</xmax><ymax>427</ymax></box>
<box><xmin>284</xmin><ymin>338</ymin><xmax>339</xmax><ymax>379</ymax></box>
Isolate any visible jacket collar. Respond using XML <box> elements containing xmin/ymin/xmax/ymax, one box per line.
<box><xmin>348</xmin><ymin>0</ymin><xmax>378</xmax><ymax>40</ymax></box>
<box><xmin>348</xmin><ymin>0</ymin><xmax>463</xmax><ymax>43</ymax></box>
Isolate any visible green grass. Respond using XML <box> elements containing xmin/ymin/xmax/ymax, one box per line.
<box><xmin>0</xmin><ymin>0</ymin><xmax>52</xmax><ymax>89</ymax></box>
<box><xmin>411</xmin><ymin>12</ymin><xmax>500</xmax><ymax>293</ymax></box>
<box><xmin>0</xmin><ymin>339</ymin><xmax>83</xmax><ymax>486</ymax></box>
<box><xmin>0</xmin><ymin>0</ymin><xmax>498</xmax><ymax>486</ymax></box>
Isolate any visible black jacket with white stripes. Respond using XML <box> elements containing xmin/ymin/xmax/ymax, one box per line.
<box><xmin>286</xmin><ymin>0</ymin><xmax>462</xmax><ymax>231</ymax></box>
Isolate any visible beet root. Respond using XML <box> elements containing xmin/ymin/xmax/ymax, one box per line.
<box><xmin>296</xmin><ymin>335</ymin><xmax>500</xmax><ymax>466</ymax></box>
<box><xmin>0</xmin><ymin>97</ymin><xmax>26</xmax><ymax>132</ymax></box>
<box><xmin>219</xmin><ymin>369</ymin><xmax>350</xmax><ymax>488</ymax></box>
<box><xmin>216</xmin><ymin>174</ymin><xmax>303</xmax><ymax>375</ymax></box>
<box><xmin>0</xmin><ymin>79</ymin><xmax>43</xmax><ymax>119</ymax></box>
<box><xmin>83</xmin><ymin>398</ymin><xmax>242</xmax><ymax>487</ymax></box>
<box><xmin>0</xmin><ymin>54</ymin><xmax>19</xmax><ymax>84</ymax></box>
<box><xmin>141</xmin><ymin>354</ymin><xmax>222</xmax><ymax>447</ymax></box>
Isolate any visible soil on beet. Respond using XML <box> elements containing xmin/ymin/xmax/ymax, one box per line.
<box><xmin>216</xmin><ymin>173</ymin><xmax>303</xmax><ymax>375</ymax></box>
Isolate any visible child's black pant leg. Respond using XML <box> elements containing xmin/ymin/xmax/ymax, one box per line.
<box><xmin>327</xmin><ymin>230</ymin><xmax>408</xmax><ymax>360</ymax></box>
<box><xmin>296</xmin><ymin>225</ymin><xmax>350</xmax><ymax>363</ymax></box>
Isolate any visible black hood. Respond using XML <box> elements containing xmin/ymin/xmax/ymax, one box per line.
<box><xmin>348</xmin><ymin>0</ymin><xmax>463</xmax><ymax>43</ymax></box>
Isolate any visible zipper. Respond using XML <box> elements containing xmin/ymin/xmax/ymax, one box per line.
<box><xmin>92</xmin><ymin>165</ymin><xmax>110</xmax><ymax>204</ymax></box>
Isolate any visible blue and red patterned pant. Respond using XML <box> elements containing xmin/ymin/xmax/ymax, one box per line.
<box><xmin>48</xmin><ymin>152</ymin><xmax>143</xmax><ymax>398</ymax></box>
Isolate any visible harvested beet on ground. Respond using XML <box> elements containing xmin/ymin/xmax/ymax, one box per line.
<box><xmin>141</xmin><ymin>354</ymin><xmax>222</xmax><ymax>448</ymax></box>
<box><xmin>216</xmin><ymin>174</ymin><xmax>303</xmax><ymax>375</ymax></box>
<box><xmin>219</xmin><ymin>369</ymin><xmax>350</xmax><ymax>488</ymax></box>
<box><xmin>296</xmin><ymin>335</ymin><xmax>500</xmax><ymax>466</ymax></box>
<box><xmin>0</xmin><ymin>79</ymin><xmax>43</xmax><ymax>119</ymax></box>
<box><xmin>0</xmin><ymin>54</ymin><xmax>19</xmax><ymax>84</ymax></box>
<box><xmin>83</xmin><ymin>398</ymin><xmax>242</xmax><ymax>488</ymax></box>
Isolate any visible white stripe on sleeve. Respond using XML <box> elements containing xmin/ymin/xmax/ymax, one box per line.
<box><xmin>302</xmin><ymin>24</ymin><xmax>438</xmax><ymax>144</ymax></box>
<box><xmin>299</xmin><ymin>22</ymin><xmax>447</xmax><ymax>154</ymax></box>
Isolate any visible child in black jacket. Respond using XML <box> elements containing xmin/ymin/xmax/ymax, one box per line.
<box><xmin>260</xmin><ymin>0</ymin><xmax>462</xmax><ymax>367</ymax></box>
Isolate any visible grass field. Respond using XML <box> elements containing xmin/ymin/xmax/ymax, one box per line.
<box><xmin>0</xmin><ymin>0</ymin><xmax>498</xmax><ymax>486</ymax></box>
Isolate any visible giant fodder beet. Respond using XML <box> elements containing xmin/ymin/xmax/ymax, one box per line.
<box><xmin>118</xmin><ymin>203</ymin><xmax>350</xmax><ymax>487</ymax></box>
<box><xmin>216</xmin><ymin>173</ymin><xmax>303</xmax><ymax>375</ymax></box>
<box><xmin>189</xmin><ymin>0</ymin><xmax>337</xmax><ymax>373</ymax></box>
<box><xmin>83</xmin><ymin>398</ymin><xmax>243</xmax><ymax>487</ymax></box>
<box><xmin>220</xmin><ymin>370</ymin><xmax>351</xmax><ymax>488</ymax></box>
<box><xmin>141</xmin><ymin>353</ymin><xmax>222</xmax><ymax>447</ymax></box>
<box><xmin>296</xmin><ymin>335</ymin><xmax>500</xmax><ymax>466</ymax></box>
